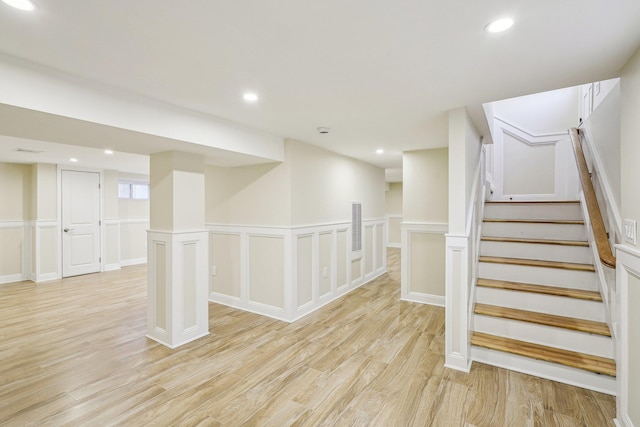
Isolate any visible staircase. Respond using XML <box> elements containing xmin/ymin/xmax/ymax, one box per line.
<box><xmin>470</xmin><ymin>200</ymin><xmax>616</xmax><ymax>394</ymax></box>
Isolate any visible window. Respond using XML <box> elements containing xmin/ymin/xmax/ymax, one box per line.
<box><xmin>352</xmin><ymin>202</ymin><xmax>362</xmax><ymax>252</ymax></box>
<box><xmin>118</xmin><ymin>181</ymin><xmax>149</xmax><ymax>200</ymax></box>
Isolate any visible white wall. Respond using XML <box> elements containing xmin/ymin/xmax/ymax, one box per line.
<box><xmin>618</xmin><ymin>44</ymin><xmax>640</xmax><ymax>427</ymax></box>
<box><xmin>119</xmin><ymin>172</ymin><xmax>150</xmax><ymax>267</ymax></box>
<box><xmin>583</xmin><ymin>80</ymin><xmax>621</xmax><ymax>231</ymax></box>
<box><xmin>487</xmin><ymin>88</ymin><xmax>580</xmax><ymax>201</ymax></box>
<box><xmin>288</xmin><ymin>139</ymin><xmax>385</xmax><ymax>225</ymax></box>
<box><xmin>206</xmin><ymin>139</ymin><xmax>386</xmax><ymax>322</ymax></box>
<box><xmin>402</xmin><ymin>148</ymin><xmax>448</xmax><ymax>305</ymax></box>
<box><xmin>385</xmin><ymin>182</ymin><xmax>403</xmax><ymax>247</ymax></box>
<box><xmin>492</xmin><ymin>86</ymin><xmax>579</xmax><ymax>134</ymax></box>
<box><xmin>205</xmin><ymin>162</ymin><xmax>291</xmax><ymax>226</ymax></box>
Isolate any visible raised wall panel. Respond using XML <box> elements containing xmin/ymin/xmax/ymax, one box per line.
<box><xmin>155</xmin><ymin>242</ymin><xmax>167</xmax><ymax>331</ymax></box>
<box><xmin>365</xmin><ymin>226</ymin><xmax>374</xmax><ymax>275</ymax></box>
<box><xmin>182</xmin><ymin>242</ymin><xmax>197</xmax><ymax>329</ymax></box>
<box><xmin>0</xmin><ymin>227</ymin><xmax>23</xmax><ymax>276</ymax></box>
<box><xmin>319</xmin><ymin>232</ymin><xmax>332</xmax><ymax>297</ymax></box>
<box><xmin>249</xmin><ymin>235</ymin><xmax>284</xmax><ymax>309</ymax></box>
<box><xmin>210</xmin><ymin>233</ymin><xmax>241</xmax><ymax>298</ymax></box>
<box><xmin>39</xmin><ymin>226</ymin><xmax>57</xmax><ymax>275</ymax></box>
<box><xmin>388</xmin><ymin>217</ymin><xmax>402</xmax><ymax>246</ymax></box>
<box><xmin>352</xmin><ymin>258</ymin><xmax>362</xmax><ymax>282</ymax></box>
<box><xmin>297</xmin><ymin>235</ymin><xmax>313</xmax><ymax>307</ymax></box>
<box><xmin>503</xmin><ymin>133</ymin><xmax>555</xmax><ymax>195</ymax></box>
<box><xmin>409</xmin><ymin>232</ymin><xmax>446</xmax><ymax>297</ymax></box>
<box><xmin>376</xmin><ymin>225</ymin><xmax>384</xmax><ymax>270</ymax></box>
<box><xmin>337</xmin><ymin>230</ymin><xmax>347</xmax><ymax>287</ymax></box>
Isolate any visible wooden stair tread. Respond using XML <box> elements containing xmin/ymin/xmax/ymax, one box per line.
<box><xmin>474</xmin><ymin>303</ymin><xmax>611</xmax><ymax>336</ymax></box>
<box><xmin>477</xmin><ymin>278</ymin><xmax>602</xmax><ymax>301</ymax></box>
<box><xmin>471</xmin><ymin>332</ymin><xmax>616</xmax><ymax>377</ymax></box>
<box><xmin>479</xmin><ymin>256</ymin><xmax>595</xmax><ymax>272</ymax></box>
<box><xmin>481</xmin><ymin>236</ymin><xmax>589</xmax><ymax>247</ymax></box>
<box><xmin>485</xmin><ymin>201</ymin><xmax>580</xmax><ymax>204</ymax></box>
<box><xmin>484</xmin><ymin>218</ymin><xmax>584</xmax><ymax>225</ymax></box>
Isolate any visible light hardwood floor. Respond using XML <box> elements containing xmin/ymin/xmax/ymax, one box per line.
<box><xmin>0</xmin><ymin>249</ymin><xmax>616</xmax><ymax>426</ymax></box>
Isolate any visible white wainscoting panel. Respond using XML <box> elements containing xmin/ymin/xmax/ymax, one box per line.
<box><xmin>147</xmin><ymin>230</ymin><xmax>209</xmax><ymax>349</ymax></box>
<box><xmin>208</xmin><ymin>219</ymin><xmax>386</xmax><ymax>323</ymax></box>
<box><xmin>0</xmin><ymin>221</ymin><xmax>28</xmax><ymax>284</ymax></box>
<box><xmin>445</xmin><ymin>233</ymin><xmax>471</xmax><ymax>372</ymax></box>
<box><xmin>401</xmin><ymin>222</ymin><xmax>448</xmax><ymax>307</ymax></box>
<box><xmin>104</xmin><ymin>219</ymin><xmax>121</xmax><ymax>272</ymax></box>
<box><xmin>491</xmin><ymin>117</ymin><xmax>579</xmax><ymax>201</ymax></box>
<box><xmin>386</xmin><ymin>215</ymin><xmax>402</xmax><ymax>248</ymax></box>
<box><xmin>615</xmin><ymin>244</ymin><xmax>640</xmax><ymax>427</ymax></box>
<box><xmin>120</xmin><ymin>218</ymin><xmax>149</xmax><ymax>267</ymax></box>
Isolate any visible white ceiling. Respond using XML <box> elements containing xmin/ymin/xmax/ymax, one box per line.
<box><xmin>0</xmin><ymin>0</ymin><xmax>639</xmax><ymax>173</ymax></box>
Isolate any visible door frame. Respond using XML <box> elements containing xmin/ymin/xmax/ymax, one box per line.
<box><xmin>57</xmin><ymin>165</ymin><xmax>105</xmax><ymax>278</ymax></box>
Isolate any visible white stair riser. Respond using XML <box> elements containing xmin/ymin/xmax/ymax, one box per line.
<box><xmin>484</xmin><ymin>203</ymin><xmax>583</xmax><ymax>221</ymax></box>
<box><xmin>478</xmin><ymin>262</ymin><xmax>598</xmax><ymax>291</ymax></box>
<box><xmin>473</xmin><ymin>315</ymin><xmax>614</xmax><ymax>358</ymax></box>
<box><xmin>471</xmin><ymin>346</ymin><xmax>616</xmax><ymax>395</ymax></box>
<box><xmin>475</xmin><ymin>287</ymin><xmax>605</xmax><ymax>322</ymax></box>
<box><xmin>480</xmin><ymin>241</ymin><xmax>592</xmax><ymax>264</ymax></box>
<box><xmin>482</xmin><ymin>222</ymin><xmax>587</xmax><ymax>241</ymax></box>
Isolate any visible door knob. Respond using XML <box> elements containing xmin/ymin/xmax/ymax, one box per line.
<box><xmin>64</xmin><ymin>228</ymin><xmax>70</xmax><ymax>233</ymax></box>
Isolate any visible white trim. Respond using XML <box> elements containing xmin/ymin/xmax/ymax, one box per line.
<box><xmin>493</xmin><ymin>116</ymin><xmax>568</xmax><ymax>139</ymax></box>
<box><xmin>387</xmin><ymin>243</ymin><xmax>401</xmax><ymax>249</ymax></box>
<box><xmin>0</xmin><ymin>274</ymin><xmax>24</xmax><ymax>285</ymax></box>
<box><xmin>616</xmin><ymin>244</ymin><xmax>640</xmax><ymax>427</ymax></box>
<box><xmin>120</xmin><ymin>257</ymin><xmax>147</xmax><ymax>267</ymax></box>
<box><xmin>401</xmin><ymin>293</ymin><xmax>445</xmax><ymax>307</ymax></box>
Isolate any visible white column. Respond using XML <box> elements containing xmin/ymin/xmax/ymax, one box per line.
<box><xmin>444</xmin><ymin>234</ymin><xmax>471</xmax><ymax>372</ymax></box>
<box><xmin>147</xmin><ymin>151</ymin><xmax>209</xmax><ymax>348</ymax></box>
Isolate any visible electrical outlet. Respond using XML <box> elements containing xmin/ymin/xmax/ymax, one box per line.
<box><xmin>211</xmin><ymin>266</ymin><xmax>217</xmax><ymax>276</ymax></box>
<box><xmin>322</xmin><ymin>266</ymin><xmax>328</xmax><ymax>278</ymax></box>
<box><xmin>624</xmin><ymin>219</ymin><xmax>637</xmax><ymax>245</ymax></box>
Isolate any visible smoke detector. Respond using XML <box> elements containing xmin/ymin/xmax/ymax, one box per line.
<box><xmin>317</xmin><ymin>127</ymin><xmax>330</xmax><ymax>134</ymax></box>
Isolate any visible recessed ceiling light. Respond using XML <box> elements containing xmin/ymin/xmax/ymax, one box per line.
<box><xmin>486</xmin><ymin>18</ymin><xmax>514</xmax><ymax>33</ymax></box>
<box><xmin>317</xmin><ymin>127</ymin><xmax>330</xmax><ymax>134</ymax></box>
<box><xmin>243</xmin><ymin>92</ymin><xmax>259</xmax><ymax>102</ymax></box>
<box><xmin>2</xmin><ymin>0</ymin><xmax>36</xmax><ymax>11</ymax></box>
<box><xmin>104</xmin><ymin>149</ymin><xmax>114</xmax><ymax>155</ymax></box>
<box><xmin>70</xmin><ymin>158</ymin><xmax>78</xmax><ymax>162</ymax></box>
<box><xmin>376</xmin><ymin>148</ymin><xmax>384</xmax><ymax>154</ymax></box>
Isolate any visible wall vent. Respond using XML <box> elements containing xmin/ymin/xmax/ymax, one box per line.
<box><xmin>352</xmin><ymin>202</ymin><xmax>362</xmax><ymax>252</ymax></box>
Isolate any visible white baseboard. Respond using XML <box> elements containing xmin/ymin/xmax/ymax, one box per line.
<box><xmin>402</xmin><ymin>292</ymin><xmax>445</xmax><ymax>307</ymax></box>
<box><xmin>104</xmin><ymin>263</ymin><xmax>121</xmax><ymax>272</ymax></box>
<box><xmin>35</xmin><ymin>272</ymin><xmax>59</xmax><ymax>283</ymax></box>
<box><xmin>120</xmin><ymin>258</ymin><xmax>147</xmax><ymax>267</ymax></box>
<box><xmin>387</xmin><ymin>243</ymin><xmax>401</xmax><ymax>248</ymax></box>
<box><xmin>210</xmin><ymin>268</ymin><xmax>387</xmax><ymax>323</ymax></box>
<box><xmin>292</xmin><ymin>268</ymin><xmax>387</xmax><ymax>322</ymax></box>
<box><xmin>0</xmin><ymin>274</ymin><xmax>25</xmax><ymax>285</ymax></box>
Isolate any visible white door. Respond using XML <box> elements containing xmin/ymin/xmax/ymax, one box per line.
<box><xmin>62</xmin><ymin>170</ymin><xmax>101</xmax><ymax>277</ymax></box>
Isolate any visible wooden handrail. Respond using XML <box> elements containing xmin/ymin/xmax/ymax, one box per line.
<box><xmin>569</xmin><ymin>128</ymin><xmax>616</xmax><ymax>268</ymax></box>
